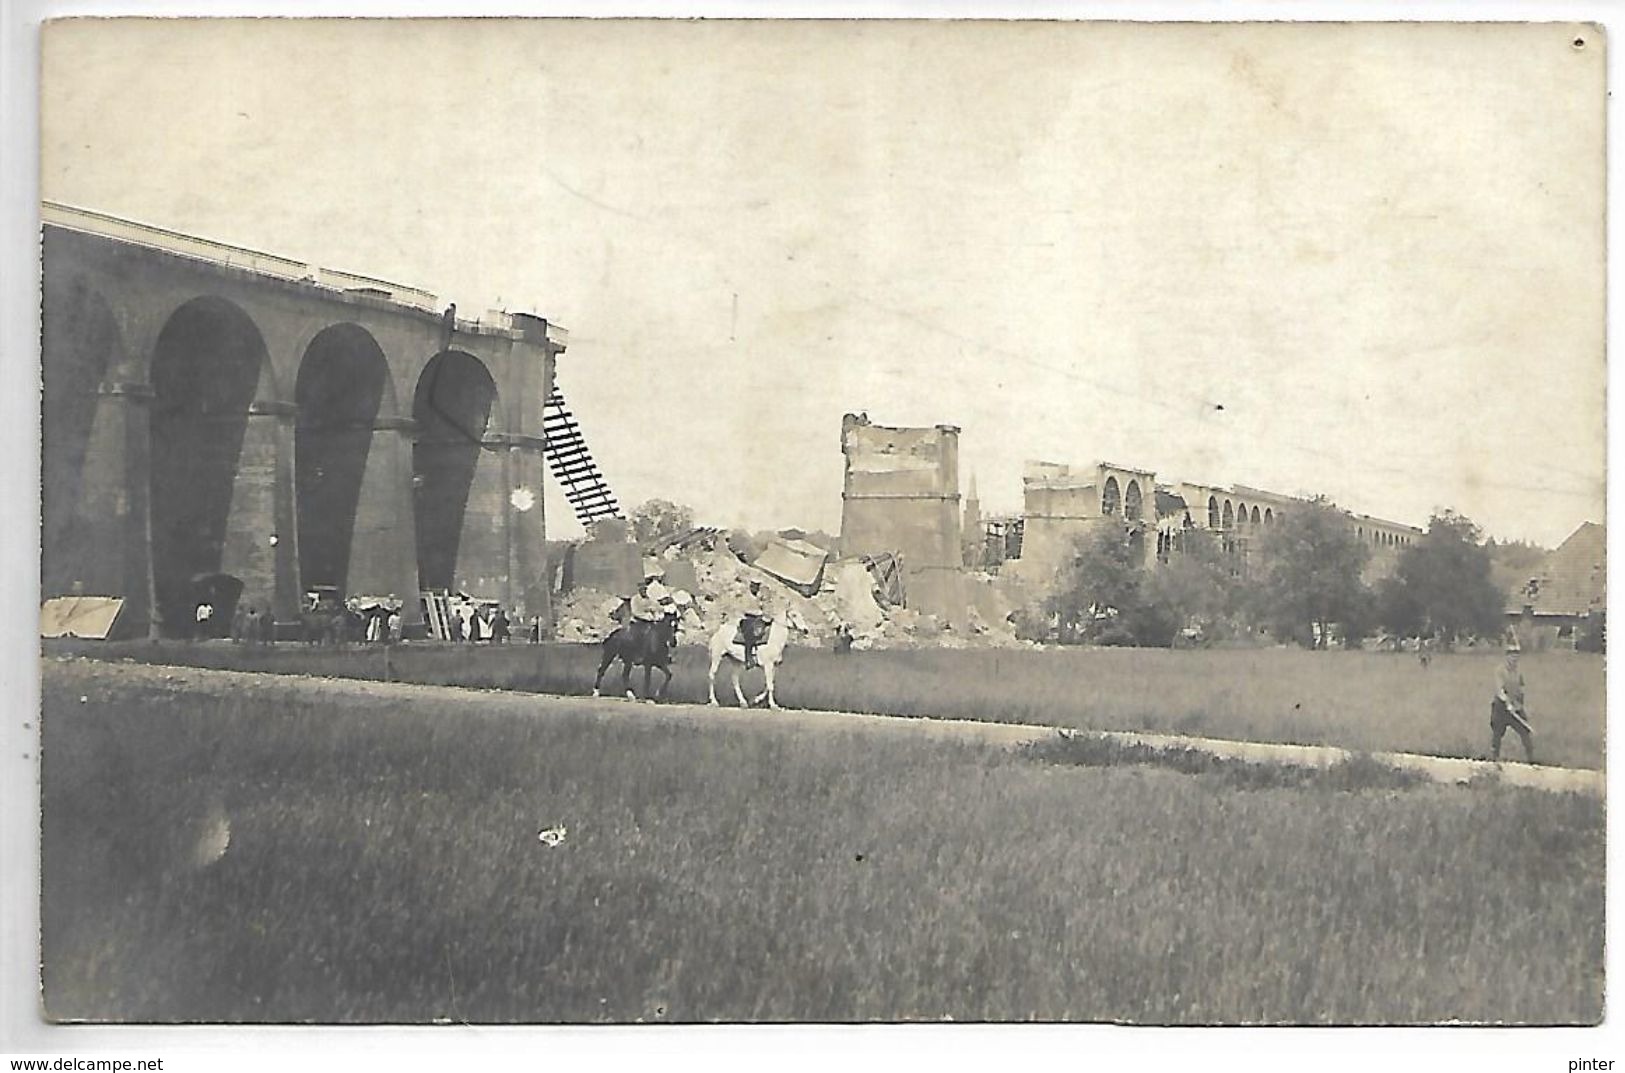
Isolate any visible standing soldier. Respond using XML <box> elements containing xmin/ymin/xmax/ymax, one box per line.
<box><xmin>1491</xmin><ymin>642</ymin><xmax>1535</xmax><ymax>763</ymax></box>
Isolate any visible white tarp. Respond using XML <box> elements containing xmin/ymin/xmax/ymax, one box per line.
<box><xmin>41</xmin><ymin>596</ymin><xmax>125</xmax><ymax>639</ymax></box>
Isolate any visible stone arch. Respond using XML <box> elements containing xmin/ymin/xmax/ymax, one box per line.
<box><xmin>412</xmin><ymin>350</ymin><xmax>504</xmax><ymax>592</ymax></box>
<box><xmin>1101</xmin><ymin>476</ymin><xmax>1120</xmax><ymax>516</ymax></box>
<box><xmin>1265</xmin><ymin>508</ymin><xmax>1274</xmax><ymax>525</ymax></box>
<box><xmin>149</xmin><ymin>296</ymin><xmax>282</xmax><ymax>636</ymax></box>
<box><xmin>1222</xmin><ymin>500</ymin><xmax>1234</xmax><ymax>530</ymax></box>
<box><xmin>1208</xmin><ymin>495</ymin><xmax>1220</xmax><ymax>528</ymax></box>
<box><xmin>295</xmin><ymin>324</ymin><xmax>397</xmax><ymax>595</ymax></box>
<box><xmin>1123</xmin><ymin>479</ymin><xmax>1143</xmax><ymax>522</ymax></box>
<box><xmin>1250</xmin><ymin>505</ymin><xmax>1261</xmax><ymax>525</ymax></box>
<box><xmin>41</xmin><ymin>275</ymin><xmax>123</xmax><ymax>597</ymax></box>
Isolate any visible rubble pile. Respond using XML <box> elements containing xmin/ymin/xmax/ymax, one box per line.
<box><xmin>551</xmin><ymin>533</ymin><xmax>1036</xmax><ymax>650</ymax></box>
<box><xmin>679</xmin><ymin>545</ymin><xmax>835</xmax><ymax>646</ymax></box>
<box><xmin>551</xmin><ymin>587</ymin><xmax>625</xmax><ymax>643</ymax></box>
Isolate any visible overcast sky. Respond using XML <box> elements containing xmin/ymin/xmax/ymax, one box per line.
<box><xmin>41</xmin><ymin>18</ymin><xmax>1605</xmax><ymax>547</ymax></box>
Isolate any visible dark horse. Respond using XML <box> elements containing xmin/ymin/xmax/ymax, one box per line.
<box><xmin>592</xmin><ymin>613</ymin><xmax>679</xmax><ymax>701</ymax></box>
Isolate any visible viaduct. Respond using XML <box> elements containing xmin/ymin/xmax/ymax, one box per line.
<box><xmin>1008</xmin><ymin>460</ymin><xmax>1422</xmax><ymax>586</ymax></box>
<box><xmin>41</xmin><ymin>203</ymin><xmax>567</xmax><ymax>637</ymax></box>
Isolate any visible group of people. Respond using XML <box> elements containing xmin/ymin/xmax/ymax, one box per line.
<box><xmin>359</xmin><ymin>607</ymin><xmax>406</xmax><ymax>644</ymax></box>
<box><xmin>444</xmin><ymin>602</ymin><xmax>514</xmax><ymax>644</ymax></box>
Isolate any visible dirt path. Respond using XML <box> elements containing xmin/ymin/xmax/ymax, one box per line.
<box><xmin>45</xmin><ymin>657</ymin><xmax>1604</xmax><ymax>797</ymax></box>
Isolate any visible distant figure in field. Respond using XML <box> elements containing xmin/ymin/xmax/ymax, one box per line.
<box><xmin>1491</xmin><ymin>643</ymin><xmax>1535</xmax><ymax>763</ymax></box>
<box><xmin>833</xmin><ymin>622</ymin><xmax>854</xmax><ymax>654</ymax></box>
<box><xmin>253</xmin><ymin>606</ymin><xmax>274</xmax><ymax>645</ymax></box>
<box><xmin>1418</xmin><ymin>635</ymin><xmax>1433</xmax><ymax>669</ymax></box>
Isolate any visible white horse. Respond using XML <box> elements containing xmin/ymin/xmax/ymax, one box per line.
<box><xmin>707</xmin><ymin>607</ymin><xmax>805</xmax><ymax>709</ymax></box>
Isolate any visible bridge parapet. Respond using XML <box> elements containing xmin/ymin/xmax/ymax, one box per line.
<box><xmin>44</xmin><ymin>200</ymin><xmax>443</xmax><ymax>312</ymax></box>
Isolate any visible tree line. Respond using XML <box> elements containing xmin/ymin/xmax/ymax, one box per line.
<box><xmin>1043</xmin><ymin>499</ymin><xmax>1515</xmax><ymax>649</ymax></box>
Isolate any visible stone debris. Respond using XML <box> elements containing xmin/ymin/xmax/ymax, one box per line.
<box><xmin>753</xmin><ymin>536</ymin><xmax>830</xmax><ymax>594</ymax></box>
<box><xmin>551</xmin><ymin>541</ymin><xmax>1035</xmax><ymax>650</ymax></box>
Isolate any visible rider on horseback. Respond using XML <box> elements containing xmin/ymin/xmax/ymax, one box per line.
<box><xmin>738</xmin><ymin>578</ymin><xmax>777</xmax><ymax>670</ymax></box>
<box><xmin>628</xmin><ymin>578</ymin><xmax>666</xmax><ymax>642</ymax></box>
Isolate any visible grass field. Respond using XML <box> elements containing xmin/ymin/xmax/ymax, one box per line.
<box><xmin>41</xmin><ymin>658</ymin><xmax>1603</xmax><ymax>1024</ymax></box>
<box><xmin>55</xmin><ymin>640</ymin><xmax>1607</xmax><ymax>770</ymax></box>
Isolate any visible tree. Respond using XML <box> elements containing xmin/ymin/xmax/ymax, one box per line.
<box><xmin>1047</xmin><ymin>523</ymin><xmax>1147</xmax><ymax>644</ymax></box>
<box><xmin>1251</xmin><ymin>497</ymin><xmax>1371</xmax><ymax>648</ymax></box>
<box><xmin>1485</xmin><ymin>537</ymin><xmax>1548</xmax><ymax>573</ymax></box>
<box><xmin>1143</xmin><ymin>528</ymin><xmax>1242</xmax><ymax>644</ymax></box>
<box><xmin>628</xmin><ymin>499</ymin><xmax>696</xmax><ymax>549</ymax></box>
<box><xmin>1386</xmin><ymin>511</ymin><xmax>1505</xmax><ymax>644</ymax></box>
<box><xmin>1373</xmin><ymin>574</ymin><xmax>1423</xmax><ymax>639</ymax></box>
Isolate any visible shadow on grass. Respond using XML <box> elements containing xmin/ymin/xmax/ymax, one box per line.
<box><xmin>1021</xmin><ymin>733</ymin><xmax>1425</xmax><ymax>793</ymax></box>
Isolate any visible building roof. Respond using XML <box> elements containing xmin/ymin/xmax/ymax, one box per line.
<box><xmin>1508</xmin><ymin>521</ymin><xmax>1605</xmax><ymax>617</ymax></box>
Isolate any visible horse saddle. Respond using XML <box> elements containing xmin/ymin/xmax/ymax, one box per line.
<box><xmin>735</xmin><ymin>615</ymin><xmax>769</xmax><ymax>648</ymax></box>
